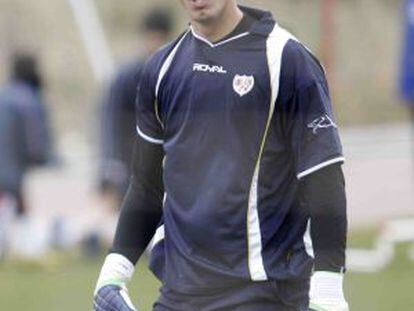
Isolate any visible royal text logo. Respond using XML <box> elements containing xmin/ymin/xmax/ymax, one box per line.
<box><xmin>193</xmin><ymin>63</ymin><xmax>227</xmax><ymax>74</ymax></box>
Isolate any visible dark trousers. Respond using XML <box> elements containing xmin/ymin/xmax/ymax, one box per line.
<box><xmin>153</xmin><ymin>278</ymin><xmax>310</xmax><ymax>311</ymax></box>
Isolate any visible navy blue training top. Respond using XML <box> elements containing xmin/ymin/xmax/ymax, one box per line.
<box><xmin>136</xmin><ymin>6</ymin><xmax>344</xmax><ymax>292</ymax></box>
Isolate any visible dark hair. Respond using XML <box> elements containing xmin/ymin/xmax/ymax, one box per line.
<box><xmin>12</xmin><ymin>53</ymin><xmax>43</xmax><ymax>90</ymax></box>
<box><xmin>141</xmin><ymin>8</ymin><xmax>173</xmax><ymax>35</ymax></box>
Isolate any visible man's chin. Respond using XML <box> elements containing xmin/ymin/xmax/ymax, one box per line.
<box><xmin>191</xmin><ymin>11</ymin><xmax>215</xmax><ymax>25</ymax></box>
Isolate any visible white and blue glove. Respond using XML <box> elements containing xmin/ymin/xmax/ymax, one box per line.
<box><xmin>93</xmin><ymin>253</ymin><xmax>137</xmax><ymax>311</ymax></box>
<box><xmin>309</xmin><ymin>271</ymin><xmax>349</xmax><ymax>311</ymax></box>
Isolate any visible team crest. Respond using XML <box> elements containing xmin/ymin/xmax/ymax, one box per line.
<box><xmin>233</xmin><ymin>75</ymin><xmax>255</xmax><ymax>97</ymax></box>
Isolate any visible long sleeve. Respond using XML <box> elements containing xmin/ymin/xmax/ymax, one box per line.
<box><xmin>300</xmin><ymin>164</ymin><xmax>347</xmax><ymax>272</ymax></box>
<box><xmin>110</xmin><ymin>136</ymin><xmax>164</xmax><ymax>264</ymax></box>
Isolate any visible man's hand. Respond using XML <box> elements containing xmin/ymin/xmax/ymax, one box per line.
<box><xmin>93</xmin><ymin>253</ymin><xmax>137</xmax><ymax>311</ymax></box>
<box><xmin>309</xmin><ymin>271</ymin><xmax>349</xmax><ymax>311</ymax></box>
<box><xmin>94</xmin><ymin>285</ymin><xmax>136</xmax><ymax>311</ymax></box>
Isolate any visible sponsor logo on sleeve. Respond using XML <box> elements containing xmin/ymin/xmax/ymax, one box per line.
<box><xmin>307</xmin><ymin>114</ymin><xmax>337</xmax><ymax>134</ymax></box>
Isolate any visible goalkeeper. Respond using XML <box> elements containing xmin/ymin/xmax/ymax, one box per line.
<box><xmin>93</xmin><ymin>1</ymin><xmax>349</xmax><ymax>310</ymax></box>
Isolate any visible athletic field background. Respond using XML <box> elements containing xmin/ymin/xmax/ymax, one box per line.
<box><xmin>1</xmin><ymin>231</ymin><xmax>414</xmax><ymax>310</ymax></box>
<box><xmin>0</xmin><ymin>0</ymin><xmax>414</xmax><ymax>310</ymax></box>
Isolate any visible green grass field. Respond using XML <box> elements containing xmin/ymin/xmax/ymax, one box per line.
<box><xmin>1</xmin><ymin>232</ymin><xmax>413</xmax><ymax>310</ymax></box>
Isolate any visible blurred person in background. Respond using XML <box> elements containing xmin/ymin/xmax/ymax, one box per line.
<box><xmin>98</xmin><ymin>8</ymin><xmax>173</xmax><ymax>206</ymax></box>
<box><xmin>0</xmin><ymin>52</ymin><xmax>53</xmax><ymax>258</ymax></box>
<box><xmin>400</xmin><ymin>0</ymin><xmax>414</xmax><ymax>118</ymax></box>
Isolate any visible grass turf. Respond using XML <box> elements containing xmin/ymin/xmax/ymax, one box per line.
<box><xmin>0</xmin><ymin>232</ymin><xmax>413</xmax><ymax>310</ymax></box>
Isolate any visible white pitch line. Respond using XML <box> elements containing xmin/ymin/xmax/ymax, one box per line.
<box><xmin>347</xmin><ymin>218</ymin><xmax>414</xmax><ymax>272</ymax></box>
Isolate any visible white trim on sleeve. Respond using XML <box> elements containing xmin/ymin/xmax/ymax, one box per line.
<box><xmin>297</xmin><ymin>157</ymin><xmax>345</xmax><ymax>180</ymax></box>
<box><xmin>136</xmin><ymin>125</ymin><xmax>164</xmax><ymax>145</ymax></box>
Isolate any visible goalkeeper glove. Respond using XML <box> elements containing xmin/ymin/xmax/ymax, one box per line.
<box><xmin>309</xmin><ymin>271</ymin><xmax>349</xmax><ymax>311</ymax></box>
<box><xmin>93</xmin><ymin>253</ymin><xmax>137</xmax><ymax>311</ymax></box>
